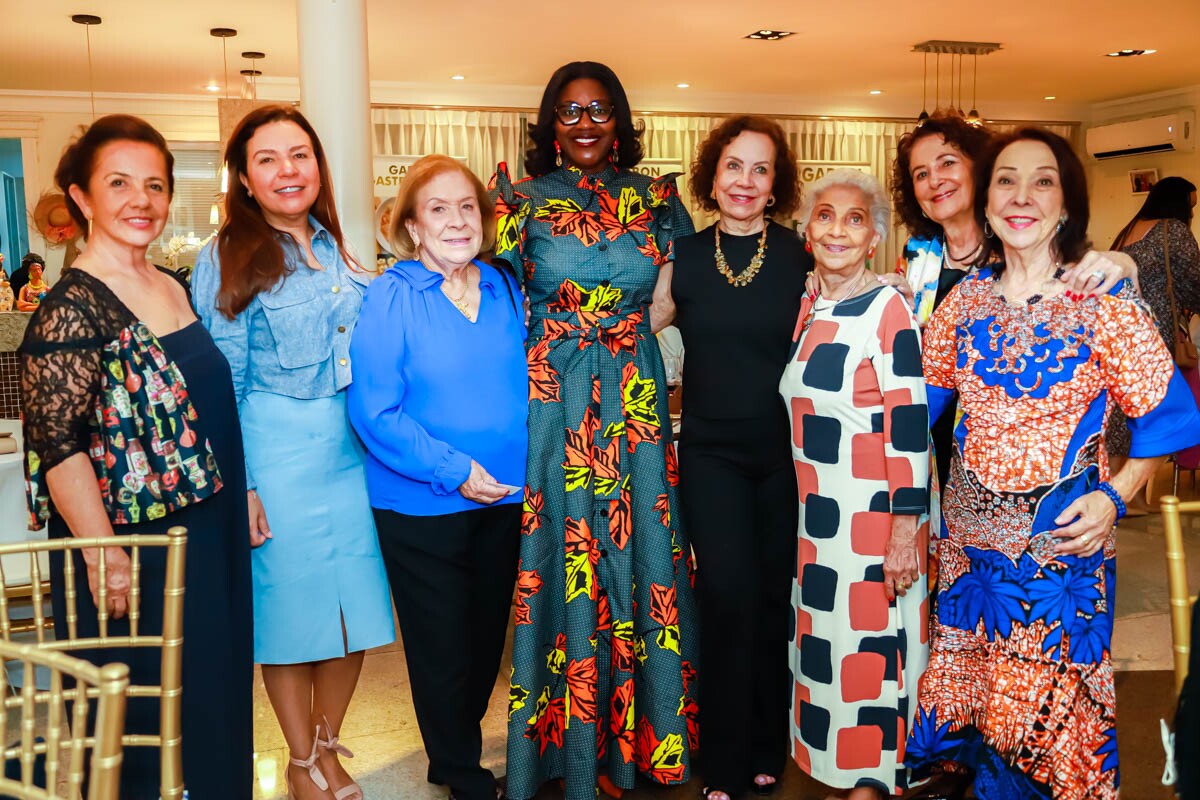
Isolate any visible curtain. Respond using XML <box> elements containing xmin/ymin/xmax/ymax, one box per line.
<box><xmin>372</xmin><ymin>107</ymin><xmax>528</xmax><ymax>185</ymax></box>
<box><xmin>371</xmin><ymin>106</ymin><xmax>1078</xmax><ymax>274</ymax></box>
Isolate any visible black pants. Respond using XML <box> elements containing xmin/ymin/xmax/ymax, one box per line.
<box><xmin>678</xmin><ymin>411</ymin><xmax>798</xmax><ymax>793</ymax></box>
<box><xmin>374</xmin><ymin>503</ymin><xmax>520</xmax><ymax>800</ymax></box>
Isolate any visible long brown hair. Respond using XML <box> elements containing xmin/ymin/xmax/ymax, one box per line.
<box><xmin>216</xmin><ymin>105</ymin><xmax>358</xmax><ymax>319</ymax></box>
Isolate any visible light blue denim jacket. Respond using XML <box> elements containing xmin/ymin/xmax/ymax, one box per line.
<box><xmin>191</xmin><ymin>216</ymin><xmax>371</xmax><ymax>488</ymax></box>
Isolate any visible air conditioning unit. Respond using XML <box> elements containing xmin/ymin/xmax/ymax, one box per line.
<box><xmin>1085</xmin><ymin>110</ymin><xmax>1195</xmax><ymax>160</ymax></box>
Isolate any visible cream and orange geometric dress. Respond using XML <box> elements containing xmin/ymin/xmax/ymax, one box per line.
<box><xmin>780</xmin><ymin>285</ymin><xmax>931</xmax><ymax>795</ymax></box>
<box><xmin>906</xmin><ymin>269</ymin><xmax>1200</xmax><ymax>798</ymax></box>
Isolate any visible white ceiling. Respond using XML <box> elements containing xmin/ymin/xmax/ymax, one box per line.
<box><xmin>2</xmin><ymin>0</ymin><xmax>1198</xmax><ymax>119</ymax></box>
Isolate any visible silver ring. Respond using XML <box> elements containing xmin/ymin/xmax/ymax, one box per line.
<box><xmin>1090</xmin><ymin>270</ymin><xmax>1106</xmax><ymax>281</ymax></box>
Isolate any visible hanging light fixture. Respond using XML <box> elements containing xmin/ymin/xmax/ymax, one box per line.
<box><xmin>916</xmin><ymin>51</ymin><xmax>929</xmax><ymax>125</ymax></box>
<box><xmin>209</xmin><ymin>27</ymin><xmax>238</xmax><ymax>99</ymax></box>
<box><xmin>72</xmin><ymin>14</ymin><xmax>102</xmax><ymax>120</ymax></box>
<box><xmin>240</xmin><ymin>51</ymin><xmax>265</xmax><ymax>100</ymax></box>
<box><xmin>912</xmin><ymin>41</ymin><xmax>1000</xmax><ymax>126</ymax></box>
<box><xmin>966</xmin><ymin>53</ymin><xmax>983</xmax><ymax>126</ymax></box>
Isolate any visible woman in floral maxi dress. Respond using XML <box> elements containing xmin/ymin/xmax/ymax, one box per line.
<box><xmin>491</xmin><ymin>61</ymin><xmax>699</xmax><ymax>800</ymax></box>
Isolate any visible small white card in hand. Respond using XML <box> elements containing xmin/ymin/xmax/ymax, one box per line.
<box><xmin>498</xmin><ymin>484</ymin><xmax>523</xmax><ymax>496</ymax></box>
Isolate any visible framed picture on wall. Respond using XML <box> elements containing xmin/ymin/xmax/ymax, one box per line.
<box><xmin>1128</xmin><ymin>168</ymin><xmax>1159</xmax><ymax>195</ymax></box>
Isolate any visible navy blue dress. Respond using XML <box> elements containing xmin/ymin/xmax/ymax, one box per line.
<box><xmin>29</xmin><ymin>300</ymin><xmax>253</xmax><ymax>799</ymax></box>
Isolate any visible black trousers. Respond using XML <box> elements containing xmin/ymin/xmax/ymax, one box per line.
<box><xmin>373</xmin><ymin>503</ymin><xmax>520</xmax><ymax>800</ymax></box>
<box><xmin>678</xmin><ymin>411</ymin><xmax>798</xmax><ymax>793</ymax></box>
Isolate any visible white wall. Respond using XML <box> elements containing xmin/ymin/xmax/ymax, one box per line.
<box><xmin>1085</xmin><ymin>86</ymin><xmax>1200</xmax><ymax>249</ymax></box>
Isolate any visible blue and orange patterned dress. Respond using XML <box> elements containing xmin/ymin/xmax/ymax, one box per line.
<box><xmin>906</xmin><ymin>268</ymin><xmax>1200</xmax><ymax>798</ymax></box>
<box><xmin>491</xmin><ymin>162</ymin><xmax>699</xmax><ymax>799</ymax></box>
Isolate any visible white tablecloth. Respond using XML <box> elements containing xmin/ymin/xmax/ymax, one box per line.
<box><xmin>0</xmin><ymin>419</ymin><xmax>48</xmax><ymax>586</ymax></box>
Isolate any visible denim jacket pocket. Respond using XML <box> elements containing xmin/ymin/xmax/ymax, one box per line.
<box><xmin>258</xmin><ymin>285</ymin><xmax>332</xmax><ymax>369</ymax></box>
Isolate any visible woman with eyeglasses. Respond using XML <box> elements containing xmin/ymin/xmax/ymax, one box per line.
<box><xmin>491</xmin><ymin>61</ymin><xmax>699</xmax><ymax>800</ymax></box>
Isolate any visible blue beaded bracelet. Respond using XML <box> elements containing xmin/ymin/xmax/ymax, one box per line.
<box><xmin>1097</xmin><ymin>481</ymin><xmax>1126</xmax><ymax>520</ymax></box>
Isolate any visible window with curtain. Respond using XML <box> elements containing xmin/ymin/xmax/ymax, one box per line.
<box><xmin>368</xmin><ymin>107</ymin><xmax>1077</xmax><ymax>274</ymax></box>
<box><xmin>150</xmin><ymin>143</ymin><xmax>221</xmax><ymax>268</ymax></box>
<box><xmin>372</xmin><ymin>108</ymin><xmax>528</xmax><ymax>188</ymax></box>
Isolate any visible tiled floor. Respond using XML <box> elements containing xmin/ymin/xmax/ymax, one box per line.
<box><xmin>248</xmin><ymin>464</ymin><xmax>1200</xmax><ymax>800</ymax></box>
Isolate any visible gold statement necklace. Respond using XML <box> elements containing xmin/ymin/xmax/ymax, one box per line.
<box><xmin>714</xmin><ymin>224</ymin><xmax>769</xmax><ymax>287</ymax></box>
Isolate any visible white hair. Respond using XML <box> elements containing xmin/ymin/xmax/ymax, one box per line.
<box><xmin>798</xmin><ymin>168</ymin><xmax>891</xmax><ymax>243</ymax></box>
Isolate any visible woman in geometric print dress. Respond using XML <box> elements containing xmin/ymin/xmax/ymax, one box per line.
<box><xmin>491</xmin><ymin>61</ymin><xmax>699</xmax><ymax>800</ymax></box>
<box><xmin>906</xmin><ymin>128</ymin><xmax>1200</xmax><ymax>799</ymax></box>
<box><xmin>780</xmin><ymin>168</ymin><xmax>931</xmax><ymax>799</ymax></box>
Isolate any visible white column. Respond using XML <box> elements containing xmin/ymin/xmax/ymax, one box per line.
<box><xmin>296</xmin><ymin>0</ymin><xmax>374</xmax><ymax>266</ymax></box>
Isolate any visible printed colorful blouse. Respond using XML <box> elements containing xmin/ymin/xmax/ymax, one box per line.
<box><xmin>22</xmin><ymin>269</ymin><xmax>222</xmax><ymax>527</ymax></box>
<box><xmin>906</xmin><ymin>269</ymin><xmax>1200</xmax><ymax>799</ymax></box>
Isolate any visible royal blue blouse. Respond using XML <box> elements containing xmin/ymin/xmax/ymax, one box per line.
<box><xmin>347</xmin><ymin>259</ymin><xmax>529</xmax><ymax>516</ymax></box>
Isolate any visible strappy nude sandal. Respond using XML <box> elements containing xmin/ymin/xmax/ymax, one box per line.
<box><xmin>286</xmin><ymin>727</ymin><xmax>329</xmax><ymax>799</ymax></box>
<box><xmin>317</xmin><ymin>715</ymin><xmax>364</xmax><ymax>800</ymax></box>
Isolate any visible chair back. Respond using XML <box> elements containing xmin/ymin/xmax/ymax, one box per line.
<box><xmin>0</xmin><ymin>639</ymin><xmax>128</xmax><ymax>800</ymax></box>
<box><xmin>1159</xmin><ymin>496</ymin><xmax>1197</xmax><ymax>694</ymax></box>
<box><xmin>0</xmin><ymin>527</ymin><xmax>186</xmax><ymax>800</ymax></box>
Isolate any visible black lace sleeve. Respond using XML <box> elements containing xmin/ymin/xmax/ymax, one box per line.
<box><xmin>20</xmin><ymin>291</ymin><xmax>107</xmax><ymax>474</ymax></box>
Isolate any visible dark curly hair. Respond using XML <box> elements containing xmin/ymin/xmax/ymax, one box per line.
<box><xmin>525</xmin><ymin>61</ymin><xmax>644</xmax><ymax>177</ymax></box>
<box><xmin>974</xmin><ymin>127</ymin><xmax>1092</xmax><ymax>271</ymax></box>
<box><xmin>890</xmin><ymin>113</ymin><xmax>993</xmax><ymax>239</ymax></box>
<box><xmin>688</xmin><ymin>115</ymin><xmax>800</xmax><ymax>218</ymax></box>
<box><xmin>54</xmin><ymin>114</ymin><xmax>175</xmax><ymax>240</ymax></box>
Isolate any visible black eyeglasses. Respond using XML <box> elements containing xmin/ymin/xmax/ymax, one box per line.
<box><xmin>554</xmin><ymin>101</ymin><xmax>614</xmax><ymax>126</ymax></box>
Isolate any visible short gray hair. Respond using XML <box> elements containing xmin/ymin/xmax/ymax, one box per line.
<box><xmin>798</xmin><ymin>168</ymin><xmax>891</xmax><ymax>243</ymax></box>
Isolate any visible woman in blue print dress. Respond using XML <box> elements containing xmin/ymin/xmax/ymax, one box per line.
<box><xmin>907</xmin><ymin>128</ymin><xmax>1200</xmax><ymax>799</ymax></box>
<box><xmin>192</xmin><ymin>106</ymin><xmax>394</xmax><ymax>800</ymax></box>
<box><xmin>491</xmin><ymin>62</ymin><xmax>699</xmax><ymax>800</ymax></box>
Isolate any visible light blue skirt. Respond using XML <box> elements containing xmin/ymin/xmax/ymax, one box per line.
<box><xmin>242</xmin><ymin>390</ymin><xmax>395</xmax><ymax>664</ymax></box>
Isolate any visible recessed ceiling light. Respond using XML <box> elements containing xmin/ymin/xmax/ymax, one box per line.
<box><xmin>1044</xmin><ymin>95</ymin><xmax>1056</xmax><ymax>100</ymax></box>
<box><xmin>676</xmin><ymin>83</ymin><xmax>690</xmax><ymax>89</ymax></box>
<box><xmin>869</xmin><ymin>90</ymin><xmax>883</xmax><ymax>95</ymax></box>
<box><xmin>745</xmin><ymin>29</ymin><xmax>794</xmax><ymax>41</ymax></box>
<box><xmin>451</xmin><ymin>75</ymin><xmax>465</xmax><ymax>80</ymax></box>
<box><xmin>1105</xmin><ymin>49</ymin><xmax>1156</xmax><ymax>57</ymax></box>
<box><xmin>204</xmin><ymin>83</ymin><xmax>220</xmax><ymax>92</ymax></box>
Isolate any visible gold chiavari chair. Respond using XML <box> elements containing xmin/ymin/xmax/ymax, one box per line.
<box><xmin>0</xmin><ymin>527</ymin><xmax>186</xmax><ymax>800</ymax></box>
<box><xmin>1158</xmin><ymin>496</ymin><xmax>1197</xmax><ymax>694</ymax></box>
<box><xmin>0</xmin><ymin>639</ymin><xmax>129</xmax><ymax>800</ymax></box>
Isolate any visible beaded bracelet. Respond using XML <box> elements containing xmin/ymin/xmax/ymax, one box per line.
<box><xmin>1097</xmin><ymin>481</ymin><xmax>1127</xmax><ymax>520</ymax></box>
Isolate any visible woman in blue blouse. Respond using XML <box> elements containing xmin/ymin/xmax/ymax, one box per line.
<box><xmin>348</xmin><ymin>154</ymin><xmax>527</xmax><ymax>800</ymax></box>
<box><xmin>192</xmin><ymin>105</ymin><xmax>394</xmax><ymax>800</ymax></box>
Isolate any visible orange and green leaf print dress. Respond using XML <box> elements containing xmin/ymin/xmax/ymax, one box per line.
<box><xmin>491</xmin><ymin>162</ymin><xmax>699</xmax><ymax>799</ymax></box>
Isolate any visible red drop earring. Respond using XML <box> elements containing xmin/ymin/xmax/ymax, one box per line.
<box><xmin>611</xmin><ymin>138</ymin><xmax>619</xmax><ymax>166</ymax></box>
<box><xmin>554</xmin><ymin>140</ymin><xmax>562</xmax><ymax>168</ymax></box>
<box><xmin>804</xmin><ymin>240</ymin><xmax>813</xmax><ymax>254</ymax></box>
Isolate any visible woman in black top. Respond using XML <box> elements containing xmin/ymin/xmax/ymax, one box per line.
<box><xmin>663</xmin><ymin>115</ymin><xmax>811</xmax><ymax>800</ymax></box>
<box><xmin>22</xmin><ymin>115</ymin><xmax>252</xmax><ymax>799</ymax></box>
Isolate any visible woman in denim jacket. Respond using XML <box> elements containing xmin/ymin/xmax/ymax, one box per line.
<box><xmin>192</xmin><ymin>105</ymin><xmax>394</xmax><ymax>800</ymax></box>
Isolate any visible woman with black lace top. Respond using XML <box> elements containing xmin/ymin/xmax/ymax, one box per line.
<box><xmin>20</xmin><ymin>114</ymin><xmax>252</xmax><ymax>799</ymax></box>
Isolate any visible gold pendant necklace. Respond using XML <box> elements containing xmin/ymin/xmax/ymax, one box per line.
<box><xmin>443</xmin><ymin>281</ymin><xmax>474</xmax><ymax>319</ymax></box>
<box><xmin>714</xmin><ymin>225</ymin><xmax>769</xmax><ymax>287</ymax></box>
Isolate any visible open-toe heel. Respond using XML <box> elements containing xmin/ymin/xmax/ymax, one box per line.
<box><xmin>317</xmin><ymin>715</ymin><xmax>364</xmax><ymax>800</ymax></box>
<box><xmin>286</xmin><ymin>727</ymin><xmax>329</xmax><ymax>799</ymax></box>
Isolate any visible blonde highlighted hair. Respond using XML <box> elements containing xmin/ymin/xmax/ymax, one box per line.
<box><xmin>389</xmin><ymin>155</ymin><xmax>495</xmax><ymax>260</ymax></box>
